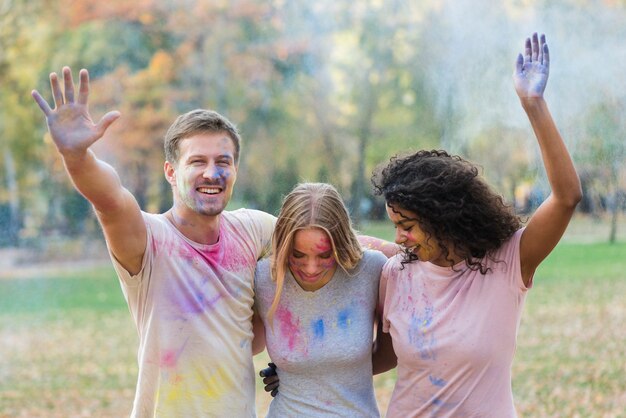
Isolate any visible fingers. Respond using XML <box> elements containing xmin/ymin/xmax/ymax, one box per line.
<box><xmin>263</xmin><ymin>377</ymin><xmax>279</xmax><ymax>397</ymax></box>
<box><xmin>531</xmin><ymin>32</ymin><xmax>539</xmax><ymax>62</ymax></box>
<box><xmin>50</xmin><ymin>72</ymin><xmax>64</xmax><ymax>109</ymax></box>
<box><xmin>77</xmin><ymin>69</ymin><xmax>89</xmax><ymax>105</ymax></box>
<box><xmin>31</xmin><ymin>90</ymin><xmax>52</xmax><ymax>116</ymax></box>
<box><xmin>542</xmin><ymin>42</ymin><xmax>550</xmax><ymax>71</ymax></box>
<box><xmin>515</xmin><ymin>53</ymin><xmax>523</xmax><ymax>74</ymax></box>
<box><xmin>63</xmin><ymin>67</ymin><xmax>75</xmax><ymax>103</ymax></box>
<box><xmin>263</xmin><ymin>376</ymin><xmax>279</xmax><ymax>388</ymax></box>
<box><xmin>96</xmin><ymin>111</ymin><xmax>121</xmax><ymax>136</ymax></box>
<box><xmin>259</xmin><ymin>362</ymin><xmax>277</xmax><ymax>378</ymax></box>
<box><xmin>260</xmin><ymin>362</ymin><xmax>279</xmax><ymax>397</ymax></box>
<box><xmin>524</xmin><ymin>37</ymin><xmax>531</xmax><ymax>64</ymax></box>
<box><xmin>49</xmin><ymin>67</ymin><xmax>79</xmax><ymax>108</ymax></box>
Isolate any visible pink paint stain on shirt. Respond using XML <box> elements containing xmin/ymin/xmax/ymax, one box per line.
<box><xmin>161</xmin><ymin>350</ymin><xmax>178</xmax><ymax>368</ymax></box>
<box><xmin>276</xmin><ymin>306</ymin><xmax>301</xmax><ymax>351</ymax></box>
<box><xmin>160</xmin><ymin>338</ymin><xmax>189</xmax><ymax>369</ymax></box>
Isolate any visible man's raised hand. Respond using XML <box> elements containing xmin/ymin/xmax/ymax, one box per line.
<box><xmin>31</xmin><ymin>67</ymin><xmax>120</xmax><ymax>158</ymax></box>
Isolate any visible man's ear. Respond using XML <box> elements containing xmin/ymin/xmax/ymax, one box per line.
<box><xmin>164</xmin><ymin>161</ymin><xmax>176</xmax><ymax>186</ymax></box>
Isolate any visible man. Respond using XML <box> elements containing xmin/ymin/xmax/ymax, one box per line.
<box><xmin>32</xmin><ymin>67</ymin><xmax>275</xmax><ymax>417</ymax></box>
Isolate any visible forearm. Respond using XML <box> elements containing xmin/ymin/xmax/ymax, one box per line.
<box><xmin>372</xmin><ymin>322</ymin><xmax>397</xmax><ymax>375</ymax></box>
<box><xmin>251</xmin><ymin>310</ymin><xmax>267</xmax><ymax>355</ymax></box>
<box><xmin>521</xmin><ymin>98</ymin><xmax>582</xmax><ymax>206</ymax></box>
<box><xmin>358</xmin><ymin>235</ymin><xmax>401</xmax><ymax>258</ymax></box>
<box><xmin>62</xmin><ymin>149</ymin><xmax>130</xmax><ymax>214</ymax></box>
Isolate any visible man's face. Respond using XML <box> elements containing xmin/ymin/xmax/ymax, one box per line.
<box><xmin>165</xmin><ymin>132</ymin><xmax>238</xmax><ymax>217</ymax></box>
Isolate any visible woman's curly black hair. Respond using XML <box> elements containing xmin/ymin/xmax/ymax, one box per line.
<box><xmin>372</xmin><ymin>150</ymin><xmax>522</xmax><ymax>274</ymax></box>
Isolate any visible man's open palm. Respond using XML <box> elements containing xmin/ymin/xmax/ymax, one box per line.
<box><xmin>31</xmin><ymin>67</ymin><xmax>120</xmax><ymax>156</ymax></box>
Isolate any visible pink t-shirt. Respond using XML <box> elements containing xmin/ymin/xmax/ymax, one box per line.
<box><xmin>110</xmin><ymin>209</ymin><xmax>275</xmax><ymax>417</ymax></box>
<box><xmin>380</xmin><ymin>229</ymin><xmax>531</xmax><ymax>418</ymax></box>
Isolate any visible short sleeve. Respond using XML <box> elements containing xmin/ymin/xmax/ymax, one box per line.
<box><xmin>243</xmin><ymin>209</ymin><xmax>276</xmax><ymax>260</ymax></box>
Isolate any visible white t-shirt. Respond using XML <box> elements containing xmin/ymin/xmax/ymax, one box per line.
<box><xmin>110</xmin><ymin>209</ymin><xmax>275</xmax><ymax>417</ymax></box>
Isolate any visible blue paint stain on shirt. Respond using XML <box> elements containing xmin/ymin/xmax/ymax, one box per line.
<box><xmin>429</xmin><ymin>375</ymin><xmax>446</xmax><ymax>387</ymax></box>
<box><xmin>337</xmin><ymin>309</ymin><xmax>351</xmax><ymax>329</ymax></box>
<box><xmin>312</xmin><ymin>319</ymin><xmax>325</xmax><ymax>339</ymax></box>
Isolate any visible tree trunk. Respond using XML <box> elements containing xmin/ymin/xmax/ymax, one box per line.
<box><xmin>608</xmin><ymin>191</ymin><xmax>618</xmax><ymax>244</ymax></box>
<box><xmin>3</xmin><ymin>145</ymin><xmax>20</xmax><ymax>245</ymax></box>
<box><xmin>352</xmin><ymin>74</ymin><xmax>377</xmax><ymax>228</ymax></box>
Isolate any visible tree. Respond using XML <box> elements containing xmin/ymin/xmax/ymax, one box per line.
<box><xmin>0</xmin><ymin>0</ymin><xmax>57</xmax><ymax>245</ymax></box>
<box><xmin>582</xmin><ymin>99</ymin><xmax>626</xmax><ymax>243</ymax></box>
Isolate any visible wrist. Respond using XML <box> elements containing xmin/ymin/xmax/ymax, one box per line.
<box><xmin>520</xmin><ymin>97</ymin><xmax>547</xmax><ymax>114</ymax></box>
<box><xmin>61</xmin><ymin>148</ymin><xmax>92</xmax><ymax>169</ymax></box>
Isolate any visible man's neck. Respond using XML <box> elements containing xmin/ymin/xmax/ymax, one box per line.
<box><xmin>165</xmin><ymin>207</ymin><xmax>222</xmax><ymax>245</ymax></box>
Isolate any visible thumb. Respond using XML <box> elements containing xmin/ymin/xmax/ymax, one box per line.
<box><xmin>96</xmin><ymin>111</ymin><xmax>121</xmax><ymax>136</ymax></box>
<box><xmin>514</xmin><ymin>53</ymin><xmax>523</xmax><ymax>75</ymax></box>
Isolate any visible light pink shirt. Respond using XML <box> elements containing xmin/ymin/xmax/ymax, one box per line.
<box><xmin>110</xmin><ymin>209</ymin><xmax>275</xmax><ymax>418</ymax></box>
<box><xmin>380</xmin><ymin>229</ymin><xmax>531</xmax><ymax>418</ymax></box>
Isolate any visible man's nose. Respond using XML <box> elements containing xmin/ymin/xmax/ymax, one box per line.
<box><xmin>203</xmin><ymin>163</ymin><xmax>222</xmax><ymax>179</ymax></box>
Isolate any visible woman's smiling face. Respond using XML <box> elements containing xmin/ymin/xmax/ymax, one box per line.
<box><xmin>288</xmin><ymin>227</ymin><xmax>338</xmax><ymax>291</ymax></box>
<box><xmin>385</xmin><ymin>204</ymin><xmax>456</xmax><ymax>267</ymax></box>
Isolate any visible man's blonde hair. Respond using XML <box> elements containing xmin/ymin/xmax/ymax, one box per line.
<box><xmin>164</xmin><ymin>109</ymin><xmax>241</xmax><ymax>164</ymax></box>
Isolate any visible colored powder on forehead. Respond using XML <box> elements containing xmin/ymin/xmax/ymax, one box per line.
<box><xmin>314</xmin><ymin>236</ymin><xmax>332</xmax><ymax>252</ymax></box>
<box><xmin>315</xmin><ymin>242</ymin><xmax>332</xmax><ymax>252</ymax></box>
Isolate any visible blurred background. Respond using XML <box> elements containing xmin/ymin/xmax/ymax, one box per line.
<box><xmin>1</xmin><ymin>0</ymin><xmax>625</xmax><ymax>417</ymax></box>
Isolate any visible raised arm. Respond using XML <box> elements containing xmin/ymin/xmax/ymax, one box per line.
<box><xmin>32</xmin><ymin>67</ymin><xmax>146</xmax><ymax>274</ymax></box>
<box><xmin>514</xmin><ymin>34</ymin><xmax>582</xmax><ymax>285</ymax></box>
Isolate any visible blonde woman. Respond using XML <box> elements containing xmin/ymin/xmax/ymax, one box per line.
<box><xmin>254</xmin><ymin>182</ymin><xmax>391</xmax><ymax>417</ymax></box>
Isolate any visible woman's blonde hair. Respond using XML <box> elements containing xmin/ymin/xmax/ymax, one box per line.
<box><xmin>268</xmin><ymin>182</ymin><xmax>363</xmax><ymax>323</ymax></box>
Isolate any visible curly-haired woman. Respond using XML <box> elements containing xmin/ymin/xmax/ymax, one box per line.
<box><xmin>372</xmin><ymin>33</ymin><xmax>582</xmax><ymax>417</ymax></box>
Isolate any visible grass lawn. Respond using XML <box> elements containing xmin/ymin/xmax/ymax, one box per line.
<box><xmin>1</xmin><ymin>215</ymin><xmax>625</xmax><ymax>417</ymax></box>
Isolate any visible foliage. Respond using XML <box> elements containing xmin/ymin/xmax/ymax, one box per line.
<box><xmin>1</xmin><ymin>0</ymin><xmax>626</xmax><ymax>239</ymax></box>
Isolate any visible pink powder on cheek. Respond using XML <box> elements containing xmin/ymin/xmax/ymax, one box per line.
<box><xmin>319</xmin><ymin>259</ymin><xmax>336</xmax><ymax>269</ymax></box>
<box><xmin>288</xmin><ymin>256</ymin><xmax>304</xmax><ymax>269</ymax></box>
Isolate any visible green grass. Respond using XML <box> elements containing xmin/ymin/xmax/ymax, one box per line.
<box><xmin>0</xmin><ymin>267</ymin><xmax>126</xmax><ymax>315</ymax></box>
<box><xmin>1</xmin><ymin>216</ymin><xmax>625</xmax><ymax>417</ymax></box>
<box><xmin>536</xmin><ymin>242</ymin><xmax>626</xmax><ymax>282</ymax></box>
